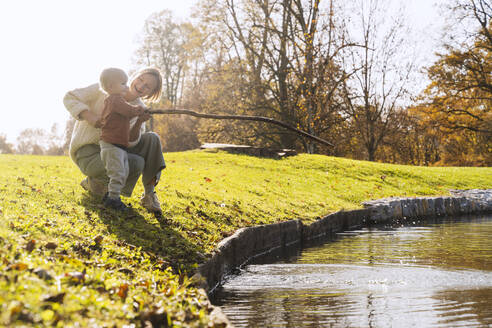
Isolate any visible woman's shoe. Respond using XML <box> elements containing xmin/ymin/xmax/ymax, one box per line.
<box><xmin>80</xmin><ymin>177</ymin><xmax>108</xmax><ymax>197</ymax></box>
<box><xmin>140</xmin><ymin>192</ymin><xmax>162</xmax><ymax>215</ymax></box>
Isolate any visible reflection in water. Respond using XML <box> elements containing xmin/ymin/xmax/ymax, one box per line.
<box><xmin>433</xmin><ymin>288</ymin><xmax>492</xmax><ymax>327</ymax></box>
<box><xmin>213</xmin><ymin>215</ymin><xmax>492</xmax><ymax>327</ymax></box>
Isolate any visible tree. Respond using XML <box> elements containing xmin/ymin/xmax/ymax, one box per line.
<box><xmin>135</xmin><ymin>10</ymin><xmax>203</xmax><ymax>107</ymax></box>
<box><xmin>16</xmin><ymin>128</ymin><xmax>46</xmax><ymax>155</ymax></box>
<box><xmin>194</xmin><ymin>0</ymin><xmax>348</xmax><ymax>152</ymax></box>
<box><xmin>286</xmin><ymin>0</ymin><xmax>350</xmax><ymax>153</ymax></box>
<box><xmin>15</xmin><ymin>124</ymin><xmax>65</xmax><ymax>155</ymax></box>
<box><xmin>413</xmin><ymin>0</ymin><xmax>491</xmax><ymax>165</ymax></box>
<box><xmin>45</xmin><ymin>124</ymin><xmax>65</xmax><ymax>155</ymax></box>
<box><xmin>422</xmin><ymin>1</ymin><xmax>491</xmax><ymax>134</ymax></box>
<box><xmin>0</xmin><ymin>133</ymin><xmax>13</xmax><ymax>154</ymax></box>
<box><xmin>382</xmin><ymin>106</ymin><xmax>442</xmax><ymax>166</ymax></box>
<box><xmin>134</xmin><ymin>10</ymin><xmax>205</xmax><ymax>150</ymax></box>
<box><xmin>339</xmin><ymin>0</ymin><xmax>416</xmax><ymax>161</ymax></box>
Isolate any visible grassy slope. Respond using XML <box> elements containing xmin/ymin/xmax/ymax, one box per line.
<box><xmin>0</xmin><ymin>150</ymin><xmax>490</xmax><ymax>326</ymax></box>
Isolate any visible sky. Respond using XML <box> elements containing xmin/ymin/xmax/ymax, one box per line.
<box><xmin>0</xmin><ymin>0</ymin><xmax>443</xmax><ymax>144</ymax></box>
<box><xmin>0</xmin><ymin>0</ymin><xmax>196</xmax><ymax>143</ymax></box>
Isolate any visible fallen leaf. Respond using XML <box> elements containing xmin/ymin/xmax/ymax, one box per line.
<box><xmin>13</xmin><ymin>310</ymin><xmax>35</xmax><ymax>323</ymax></box>
<box><xmin>138</xmin><ymin>279</ymin><xmax>150</xmax><ymax>288</ymax></box>
<box><xmin>72</xmin><ymin>243</ymin><xmax>91</xmax><ymax>257</ymax></box>
<box><xmin>7</xmin><ymin>263</ymin><xmax>28</xmax><ymax>271</ymax></box>
<box><xmin>117</xmin><ymin>283</ymin><xmax>129</xmax><ymax>299</ymax></box>
<box><xmin>96</xmin><ymin>286</ymin><xmax>107</xmax><ymax>294</ymax></box>
<box><xmin>33</xmin><ymin>268</ymin><xmax>53</xmax><ymax>280</ymax></box>
<box><xmin>25</xmin><ymin>240</ymin><xmax>36</xmax><ymax>253</ymax></box>
<box><xmin>44</xmin><ymin>242</ymin><xmax>57</xmax><ymax>250</ymax></box>
<box><xmin>43</xmin><ymin>292</ymin><xmax>65</xmax><ymax>303</ymax></box>
<box><xmin>94</xmin><ymin>235</ymin><xmax>104</xmax><ymax>245</ymax></box>
<box><xmin>9</xmin><ymin>301</ymin><xmax>35</xmax><ymax>323</ymax></box>
<box><xmin>10</xmin><ymin>301</ymin><xmax>23</xmax><ymax>316</ymax></box>
<box><xmin>118</xmin><ymin>268</ymin><xmax>134</xmax><ymax>276</ymax></box>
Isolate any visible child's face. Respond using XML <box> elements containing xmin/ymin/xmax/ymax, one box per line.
<box><xmin>106</xmin><ymin>73</ymin><xmax>129</xmax><ymax>96</ymax></box>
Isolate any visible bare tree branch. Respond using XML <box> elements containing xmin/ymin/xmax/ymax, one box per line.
<box><xmin>148</xmin><ymin>108</ymin><xmax>334</xmax><ymax>147</ymax></box>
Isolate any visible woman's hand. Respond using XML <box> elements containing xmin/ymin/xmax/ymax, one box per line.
<box><xmin>79</xmin><ymin>110</ymin><xmax>101</xmax><ymax>128</ymax></box>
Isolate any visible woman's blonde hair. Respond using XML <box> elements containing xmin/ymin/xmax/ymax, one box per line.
<box><xmin>131</xmin><ymin>68</ymin><xmax>163</xmax><ymax>102</ymax></box>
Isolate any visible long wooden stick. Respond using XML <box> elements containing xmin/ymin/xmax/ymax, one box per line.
<box><xmin>147</xmin><ymin>109</ymin><xmax>334</xmax><ymax>147</ymax></box>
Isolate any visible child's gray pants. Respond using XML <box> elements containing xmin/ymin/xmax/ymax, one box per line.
<box><xmin>99</xmin><ymin>140</ymin><xmax>129</xmax><ymax>199</ymax></box>
<box><xmin>75</xmin><ymin>132</ymin><xmax>166</xmax><ymax>197</ymax></box>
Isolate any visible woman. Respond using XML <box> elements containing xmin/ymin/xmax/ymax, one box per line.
<box><xmin>64</xmin><ymin>68</ymin><xmax>165</xmax><ymax>216</ymax></box>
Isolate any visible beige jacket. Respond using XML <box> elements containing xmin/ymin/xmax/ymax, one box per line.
<box><xmin>63</xmin><ymin>83</ymin><xmax>145</xmax><ymax>161</ymax></box>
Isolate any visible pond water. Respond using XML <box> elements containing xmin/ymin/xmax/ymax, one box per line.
<box><xmin>212</xmin><ymin>215</ymin><xmax>492</xmax><ymax>327</ymax></box>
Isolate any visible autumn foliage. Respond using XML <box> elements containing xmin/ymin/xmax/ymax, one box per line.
<box><xmin>126</xmin><ymin>1</ymin><xmax>490</xmax><ymax>166</ymax></box>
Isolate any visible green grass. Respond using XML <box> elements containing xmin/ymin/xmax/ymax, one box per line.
<box><xmin>0</xmin><ymin>150</ymin><xmax>490</xmax><ymax>326</ymax></box>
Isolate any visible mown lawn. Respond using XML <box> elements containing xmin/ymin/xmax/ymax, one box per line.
<box><xmin>0</xmin><ymin>150</ymin><xmax>490</xmax><ymax>326</ymax></box>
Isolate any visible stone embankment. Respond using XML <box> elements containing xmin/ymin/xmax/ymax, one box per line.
<box><xmin>199</xmin><ymin>190</ymin><xmax>492</xmax><ymax>294</ymax></box>
<box><xmin>200</xmin><ymin>190</ymin><xmax>492</xmax><ymax>326</ymax></box>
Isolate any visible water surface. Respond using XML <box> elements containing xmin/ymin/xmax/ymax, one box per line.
<box><xmin>213</xmin><ymin>215</ymin><xmax>492</xmax><ymax>327</ymax></box>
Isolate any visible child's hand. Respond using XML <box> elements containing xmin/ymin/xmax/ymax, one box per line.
<box><xmin>137</xmin><ymin>111</ymin><xmax>151</xmax><ymax>122</ymax></box>
<box><xmin>136</xmin><ymin>106</ymin><xmax>146</xmax><ymax>115</ymax></box>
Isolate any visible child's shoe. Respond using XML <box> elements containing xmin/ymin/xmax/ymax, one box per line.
<box><xmin>103</xmin><ymin>194</ymin><xmax>129</xmax><ymax>212</ymax></box>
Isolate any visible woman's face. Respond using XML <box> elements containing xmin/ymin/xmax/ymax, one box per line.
<box><xmin>127</xmin><ymin>73</ymin><xmax>158</xmax><ymax>100</ymax></box>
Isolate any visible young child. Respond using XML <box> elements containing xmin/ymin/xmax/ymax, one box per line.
<box><xmin>98</xmin><ymin>68</ymin><xmax>146</xmax><ymax>211</ymax></box>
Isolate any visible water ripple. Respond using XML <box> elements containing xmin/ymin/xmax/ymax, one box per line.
<box><xmin>214</xmin><ymin>215</ymin><xmax>492</xmax><ymax>327</ymax></box>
